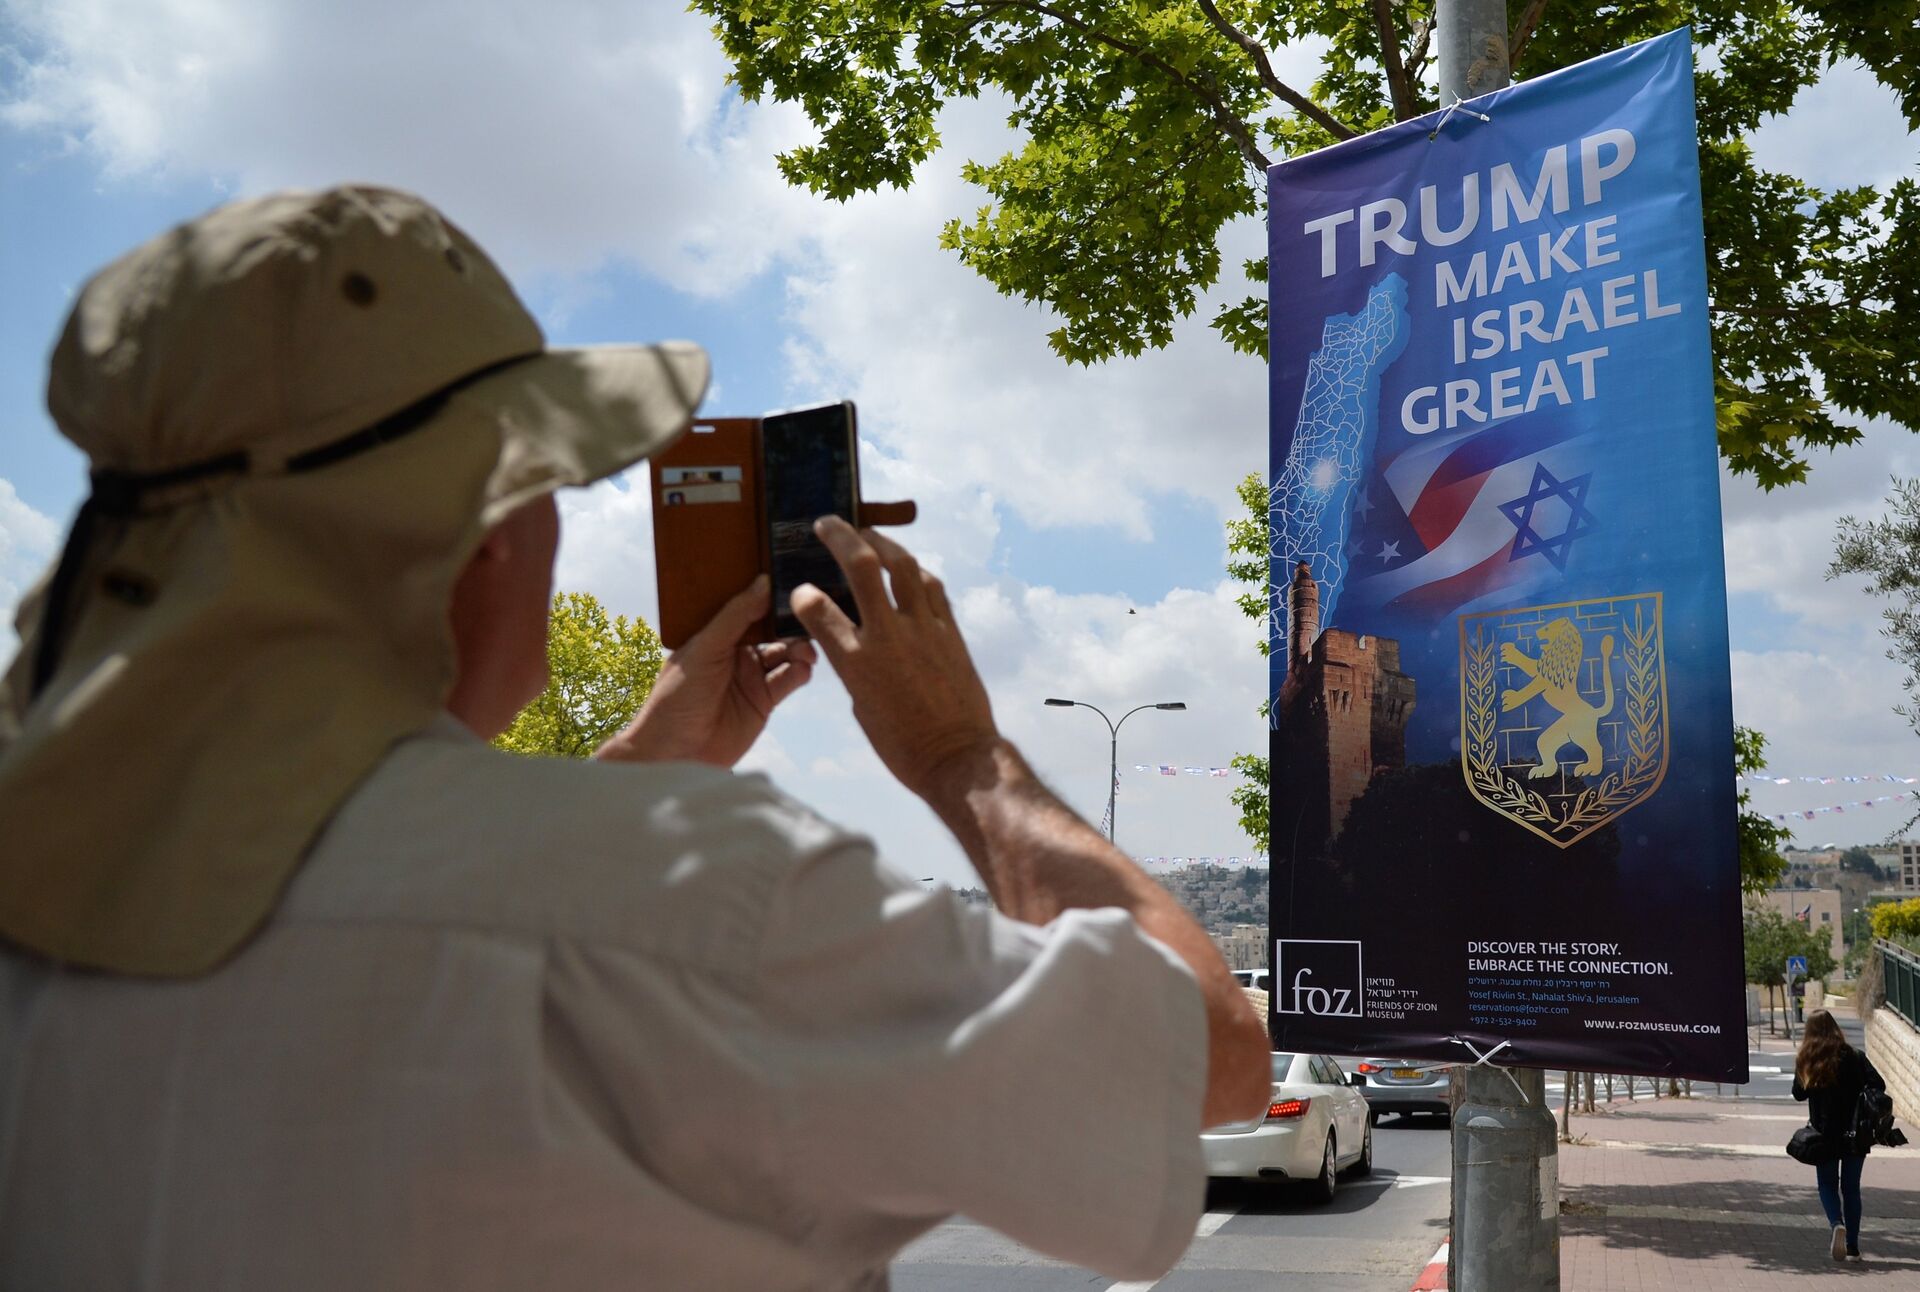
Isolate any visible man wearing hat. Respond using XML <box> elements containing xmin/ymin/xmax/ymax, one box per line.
<box><xmin>0</xmin><ymin>186</ymin><xmax>1269</xmax><ymax>1289</ymax></box>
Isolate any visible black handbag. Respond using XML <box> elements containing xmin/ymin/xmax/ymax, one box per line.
<box><xmin>1787</xmin><ymin>1123</ymin><xmax>1842</xmax><ymax>1165</ymax></box>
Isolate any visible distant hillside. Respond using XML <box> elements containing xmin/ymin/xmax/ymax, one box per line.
<box><xmin>954</xmin><ymin>864</ymin><xmax>1269</xmax><ymax>938</ymax></box>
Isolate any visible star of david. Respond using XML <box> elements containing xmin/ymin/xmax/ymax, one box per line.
<box><xmin>1498</xmin><ymin>464</ymin><xmax>1595</xmax><ymax>572</ymax></box>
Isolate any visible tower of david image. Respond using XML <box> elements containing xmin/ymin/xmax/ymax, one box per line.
<box><xmin>1275</xmin><ymin>563</ymin><xmax>1416</xmax><ymax>863</ymax></box>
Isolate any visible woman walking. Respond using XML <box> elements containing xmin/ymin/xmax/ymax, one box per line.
<box><xmin>1792</xmin><ymin>1008</ymin><xmax>1886</xmax><ymax>1261</ymax></box>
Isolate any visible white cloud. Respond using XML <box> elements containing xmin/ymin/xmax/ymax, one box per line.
<box><xmin>8</xmin><ymin>0</ymin><xmax>1916</xmax><ymax>866</ymax></box>
<box><xmin>1</xmin><ymin>0</ymin><xmax>822</xmax><ymax>294</ymax></box>
<box><xmin>552</xmin><ymin>471</ymin><xmax>657</xmax><ymax>626</ymax></box>
<box><xmin>3</xmin><ymin>0</ymin><xmax>1272</xmax><ymax>534</ymax></box>
<box><xmin>777</xmin><ymin>103</ymin><xmax>1271</xmax><ymax>537</ymax></box>
<box><xmin>1719</xmin><ymin>419</ymin><xmax>1920</xmax><ymax>625</ymax></box>
<box><xmin>958</xmin><ymin>578</ymin><xmax>1266</xmax><ymax>860</ymax></box>
<box><xmin>1746</xmin><ymin>59</ymin><xmax>1914</xmax><ymax>193</ymax></box>
<box><xmin>549</xmin><ymin>454</ymin><xmax>1264</xmax><ymax>885</ymax></box>
<box><xmin>1720</xmin><ymin>423</ymin><xmax>1920</xmax><ymax>845</ymax></box>
<box><xmin>0</xmin><ymin>477</ymin><xmax>58</xmax><ymax>649</ymax></box>
<box><xmin>1733</xmin><ymin>635</ymin><xmax>1920</xmax><ymax>848</ymax></box>
<box><xmin>741</xmin><ymin>572</ymin><xmax>1266</xmax><ymax>885</ymax></box>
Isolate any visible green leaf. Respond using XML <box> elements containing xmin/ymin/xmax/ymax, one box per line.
<box><xmin>492</xmin><ymin>591</ymin><xmax>664</xmax><ymax>758</ymax></box>
<box><xmin>699</xmin><ymin>0</ymin><xmax>1920</xmax><ymax>482</ymax></box>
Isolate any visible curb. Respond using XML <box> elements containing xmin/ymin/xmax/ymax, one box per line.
<box><xmin>1410</xmin><ymin>1238</ymin><xmax>1448</xmax><ymax>1291</ymax></box>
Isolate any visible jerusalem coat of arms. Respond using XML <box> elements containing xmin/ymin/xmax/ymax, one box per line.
<box><xmin>1459</xmin><ymin>593</ymin><xmax>1668</xmax><ymax>847</ymax></box>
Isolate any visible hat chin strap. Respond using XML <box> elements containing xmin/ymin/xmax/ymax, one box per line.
<box><xmin>30</xmin><ymin>354</ymin><xmax>539</xmax><ymax>700</ymax></box>
<box><xmin>31</xmin><ymin>450</ymin><xmax>249</xmax><ymax>696</ymax></box>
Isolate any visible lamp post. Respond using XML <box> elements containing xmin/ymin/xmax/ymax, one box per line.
<box><xmin>1042</xmin><ymin>698</ymin><xmax>1186</xmax><ymax>844</ymax></box>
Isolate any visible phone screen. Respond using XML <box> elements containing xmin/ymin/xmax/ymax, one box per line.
<box><xmin>763</xmin><ymin>402</ymin><xmax>859</xmax><ymax>638</ymax></box>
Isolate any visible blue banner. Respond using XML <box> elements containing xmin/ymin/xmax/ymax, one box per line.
<box><xmin>1266</xmin><ymin>30</ymin><xmax>1745</xmax><ymax>1080</ymax></box>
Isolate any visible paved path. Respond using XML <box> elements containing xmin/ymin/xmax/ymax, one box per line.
<box><xmin>1556</xmin><ymin>1013</ymin><xmax>1920</xmax><ymax>1288</ymax></box>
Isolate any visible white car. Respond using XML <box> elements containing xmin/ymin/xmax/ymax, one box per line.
<box><xmin>1200</xmin><ymin>1052</ymin><xmax>1372</xmax><ymax>1203</ymax></box>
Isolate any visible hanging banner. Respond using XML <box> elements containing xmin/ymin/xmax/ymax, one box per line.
<box><xmin>1266</xmin><ymin>30</ymin><xmax>1744</xmax><ymax>1080</ymax></box>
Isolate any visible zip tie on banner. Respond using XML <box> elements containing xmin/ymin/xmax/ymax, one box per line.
<box><xmin>1449</xmin><ymin>1035</ymin><xmax>1532</xmax><ymax>1104</ymax></box>
<box><xmin>1428</xmin><ymin>94</ymin><xmax>1494</xmax><ymax>142</ymax></box>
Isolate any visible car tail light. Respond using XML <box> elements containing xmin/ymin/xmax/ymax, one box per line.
<box><xmin>1355</xmin><ymin>1063</ymin><xmax>1381</xmax><ymax>1073</ymax></box>
<box><xmin>1266</xmin><ymin>1098</ymin><xmax>1310</xmax><ymax>1120</ymax></box>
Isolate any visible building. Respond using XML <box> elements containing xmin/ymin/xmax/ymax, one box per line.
<box><xmin>1212</xmin><ymin>923</ymin><xmax>1267</xmax><ymax>973</ymax></box>
<box><xmin>1901</xmin><ymin>841</ymin><xmax>1920</xmax><ymax>892</ymax></box>
<box><xmin>1760</xmin><ymin>887</ymin><xmax>1845</xmax><ymax>964</ymax></box>
<box><xmin>1273</xmin><ymin>563</ymin><xmax>1416</xmax><ymax>862</ymax></box>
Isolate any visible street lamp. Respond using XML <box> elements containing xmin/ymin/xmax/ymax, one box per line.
<box><xmin>1043</xmin><ymin>697</ymin><xmax>1186</xmax><ymax>844</ymax></box>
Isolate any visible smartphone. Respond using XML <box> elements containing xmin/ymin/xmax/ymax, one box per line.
<box><xmin>762</xmin><ymin>401</ymin><xmax>861</xmax><ymax>638</ymax></box>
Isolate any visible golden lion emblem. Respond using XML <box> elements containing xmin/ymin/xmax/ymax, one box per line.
<box><xmin>1499</xmin><ymin>617</ymin><xmax>1615</xmax><ymax>777</ymax></box>
<box><xmin>1461</xmin><ymin>594</ymin><xmax>1666</xmax><ymax>846</ymax></box>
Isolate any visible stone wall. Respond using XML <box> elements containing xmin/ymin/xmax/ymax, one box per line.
<box><xmin>1317</xmin><ymin>635</ymin><xmax>1379</xmax><ymax>836</ymax></box>
<box><xmin>1864</xmin><ymin>1005</ymin><xmax>1920</xmax><ymax>1125</ymax></box>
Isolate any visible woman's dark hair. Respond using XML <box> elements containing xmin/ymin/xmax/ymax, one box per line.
<box><xmin>1796</xmin><ymin>1008</ymin><xmax>1850</xmax><ymax>1088</ymax></box>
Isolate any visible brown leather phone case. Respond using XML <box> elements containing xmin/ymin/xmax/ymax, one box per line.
<box><xmin>651</xmin><ymin>416</ymin><xmax>916</xmax><ymax>648</ymax></box>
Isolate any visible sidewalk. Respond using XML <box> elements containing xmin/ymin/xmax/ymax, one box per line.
<box><xmin>1556</xmin><ymin>1041</ymin><xmax>1920</xmax><ymax>1288</ymax></box>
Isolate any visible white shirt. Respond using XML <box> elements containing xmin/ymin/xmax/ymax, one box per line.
<box><xmin>0</xmin><ymin>716</ymin><xmax>1208</xmax><ymax>1290</ymax></box>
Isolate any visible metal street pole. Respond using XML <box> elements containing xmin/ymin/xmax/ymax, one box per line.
<box><xmin>1042</xmin><ymin>698</ymin><xmax>1186</xmax><ymax>844</ymax></box>
<box><xmin>1435</xmin><ymin>0</ymin><xmax>1511</xmax><ymax>105</ymax></box>
<box><xmin>1433</xmin><ymin>3</ymin><xmax>1559</xmax><ymax>1288</ymax></box>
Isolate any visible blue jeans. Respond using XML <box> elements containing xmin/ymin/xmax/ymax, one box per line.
<box><xmin>1816</xmin><ymin>1154</ymin><xmax>1865</xmax><ymax>1250</ymax></box>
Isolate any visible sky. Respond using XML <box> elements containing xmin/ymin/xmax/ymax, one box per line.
<box><xmin>0</xmin><ymin>2</ymin><xmax>1915</xmax><ymax>881</ymax></box>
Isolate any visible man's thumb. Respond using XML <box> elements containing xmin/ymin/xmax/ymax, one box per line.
<box><xmin>691</xmin><ymin>574</ymin><xmax>770</xmax><ymax>652</ymax></box>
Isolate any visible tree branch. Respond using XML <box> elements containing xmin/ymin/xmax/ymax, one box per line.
<box><xmin>1711</xmin><ymin>301</ymin><xmax>1851</xmax><ymax>316</ymax></box>
<box><xmin>1406</xmin><ymin>15</ymin><xmax>1434</xmax><ymax>91</ymax></box>
<box><xmin>1509</xmin><ymin>0</ymin><xmax>1551</xmax><ymax>69</ymax></box>
<box><xmin>1191</xmin><ymin>0</ymin><xmax>1359</xmax><ymax>141</ymax></box>
<box><xmin>1371</xmin><ymin>0</ymin><xmax>1416</xmax><ymax>121</ymax></box>
<box><xmin>948</xmin><ymin>0</ymin><xmax>1272</xmax><ymax>169</ymax></box>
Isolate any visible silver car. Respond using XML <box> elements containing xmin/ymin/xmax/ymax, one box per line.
<box><xmin>1353</xmin><ymin>1057</ymin><xmax>1451</xmax><ymax>1123</ymax></box>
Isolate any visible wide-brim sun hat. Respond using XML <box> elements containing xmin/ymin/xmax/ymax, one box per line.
<box><xmin>0</xmin><ymin>185</ymin><xmax>709</xmax><ymax>976</ymax></box>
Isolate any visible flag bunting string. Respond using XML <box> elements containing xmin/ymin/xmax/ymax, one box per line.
<box><xmin>1741</xmin><ymin>773</ymin><xmax>1920</xmax><ymax>785</ymax></box>
<box><xmin>1765</xmin><ymin>792</ymin><xmax>1920</xmax><ymax>824</ymax></box>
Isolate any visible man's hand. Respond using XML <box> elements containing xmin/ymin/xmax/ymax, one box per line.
<box><xmin>596</xmin><ymin>575</ymin><xmax>816</xmax><ymax>768</ymax></box>
<box><xmin>789</xmin><ymin>517</ymin><xmax>1001</xmax><ymax>801</ymax></box>
<box><xmin>795</xmin><ymin>517</ymin><xmax>1271</xmax><ymax>1129</ymax></box>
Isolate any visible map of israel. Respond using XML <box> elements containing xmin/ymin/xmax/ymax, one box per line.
<box><xmin>1272</xmin><ymin>273</ymin><xmax>1409</xmax><ymax>672</ymax></box>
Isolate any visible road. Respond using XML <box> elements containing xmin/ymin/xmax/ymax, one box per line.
<box><xmin>890</xmin><ymin>1109</ymin><xmax>1452</xmax><ymax>1291</ymax></box>
<box><xmin>892</xmin><ymin>1029</ymin><xmax>1825</xmax><ymax>1291</ymax></box>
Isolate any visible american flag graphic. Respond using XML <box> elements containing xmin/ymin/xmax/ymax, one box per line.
<box><xmin>1339</xmin><ymin>415</ymin><xmax>1595</xmax><ymax>621</ymax></box>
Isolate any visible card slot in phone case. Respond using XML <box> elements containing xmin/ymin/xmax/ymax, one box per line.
<box><xmin>652</xmin><ymin>418</ymin><xmax>764</xmax><ymax>649</ymax></box>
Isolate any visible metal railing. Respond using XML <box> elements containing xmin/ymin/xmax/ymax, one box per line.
<box><xmin>1883</xmin><ymin>938</ymin><xmax>1920</xmax><ymax>1029</ymax></box>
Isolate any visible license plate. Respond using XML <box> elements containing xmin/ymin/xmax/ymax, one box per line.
<box><xmin>1393</xmin><ymin>1068</ymin><xmax>1423</xmax><ymax>1079</ymax></box>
